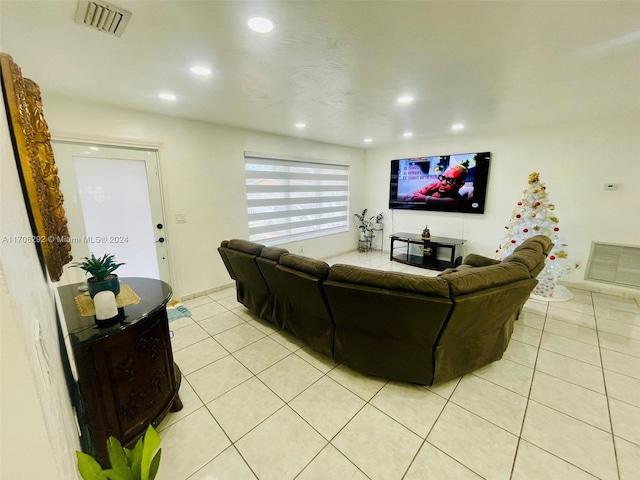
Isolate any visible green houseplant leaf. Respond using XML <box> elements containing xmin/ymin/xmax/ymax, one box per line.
<box><xmin>76</xmin><ymin>451</ymin><xmax>108</xmax><ymax>480</ymax></box>
<box><xmin>76</xmin><ymin>425</ymin><xmax>161</xmax><ymax>480</ymax></box>
<box><xmin>140</xmin><ymin>425</ymin><xmax>162</xmax><ymax>480</ymax></box>
<box><xmin>71</xmin><ymin>253</ymin><xmax>126</xmax><ymax>281</ymax></box>
<box><xmin>106</xmin><ymin>436</ymin><xmax>133</xmax><ymax>480</ymax></box>
<box><xmin>126</xmin><ymin>440</ymin><xmax>144</xmax><ymax>480</ymax></box>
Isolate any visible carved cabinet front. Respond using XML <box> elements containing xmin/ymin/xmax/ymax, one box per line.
<box><xmin>59</xmin><ymin>277</ymin><xmax>181</xmax><ymax>467</ymax></box>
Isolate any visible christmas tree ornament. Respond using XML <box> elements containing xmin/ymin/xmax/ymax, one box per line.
<box><xmin>496</xmin><ymin>172</ymin><xmax>573</xmax><ymax>300</ymax></box>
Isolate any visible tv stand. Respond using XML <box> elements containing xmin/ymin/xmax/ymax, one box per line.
<box><xmin>390</xmin><ymin>232</ymin><xmax>465</xmax><ymax>271</ymax></box>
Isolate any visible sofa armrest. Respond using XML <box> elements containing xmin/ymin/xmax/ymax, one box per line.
<box><xmin>463</xmin><ymin>254</ymin><xmax>501</xmax><ymax>267</ymax></box>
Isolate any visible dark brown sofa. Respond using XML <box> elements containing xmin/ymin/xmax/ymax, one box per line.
<box><xmin>218</xmin><ymin>235</ymin><xmax>552</xmax><ymax>385</ymax></box>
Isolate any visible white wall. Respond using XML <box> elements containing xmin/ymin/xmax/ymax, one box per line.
<box><xmin>43</xmin><ymin>94</ymin><xmax>366</xmax><ymax>298</ymax></box>
<box><xmin>364</xmin><ymin>119</ymin><xmax>640</xmax><ymax>295</ymax></box>
<box><xmin>0</xmin><ymin>90</ymin><xmax>79</xmax><ymax>479</ymax></box>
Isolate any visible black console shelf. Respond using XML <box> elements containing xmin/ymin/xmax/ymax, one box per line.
<box><xmin>390</xmin><ymin>232</ymin><xmax>465</xmax><ymax>271</ymax></box>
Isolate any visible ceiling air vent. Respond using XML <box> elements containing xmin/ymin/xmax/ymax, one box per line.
<box><xmin>75</xmin><ymin>1</ymin><xmax>132</xmax><ymax>37</ymax></box>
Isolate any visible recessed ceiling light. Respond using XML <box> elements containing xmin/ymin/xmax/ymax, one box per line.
<box><xmin>364</xmin><ymin>138</ymin><xmax>373</xmax><ymax>143</ymax></box>
<box><xmin>452</xmin><ymin>123</ymin><xmax>465</xmax><ymax>130</ymax></box>
<box><xmin>397</xmin><ymin>96</ymin><xmax>414</xmax><ymax>104</ymax></box>
<box><xmin>403</xmin><ymin>132</ymin><xmax>414</xmax><ymax>138</ymax></box>
<box><xmin>190</xmin><ymin>66</ymin><xmax>212</xmax><ymax>76</ymax></box>
<box><xmin>248</xmin><ymin>17</ymin><xmax>274</xmax><ymax>33</ymax></box>
<box><xmin>295</xmin><ymin>122</ymin><xmax>306</xmax><ymax>129</ymax></box>
<box><xmin>158</xmin><ymin>92</ymin><xmax>177</xmax><ymax>101</ymax></box>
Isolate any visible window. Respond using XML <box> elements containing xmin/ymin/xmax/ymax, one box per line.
<box><xmin>244</xmin><ymin>152</ymin><xmax>349</xmax><ymax>245</ymax></box>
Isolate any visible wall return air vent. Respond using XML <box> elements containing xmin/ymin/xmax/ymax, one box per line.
<box><xmin>586</xmin><ymin>242</ymin><xmax>640</xmax><ymax>288</ymax></box>
<box><xmin>75</xmin><ymin>1</ymin><xmax>132</xmax><ymax>37</ymax></box>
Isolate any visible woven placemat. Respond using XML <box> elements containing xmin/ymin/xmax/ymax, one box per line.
<box><xmin>75</xmin><ymin>284</ymin><xmax>141</xmax><ymax>317</ymax></box>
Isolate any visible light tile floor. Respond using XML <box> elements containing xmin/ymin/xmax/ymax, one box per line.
<box><xmin>158</xmin><ymin>251</ymin><xmax>640</xmax><ymax>480</ymax></box>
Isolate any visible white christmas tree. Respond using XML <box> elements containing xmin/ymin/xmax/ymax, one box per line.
<box><xmin>496</xmin><ymin>172</ymin><xmax>572</xmax><ymax>298</ymax></box>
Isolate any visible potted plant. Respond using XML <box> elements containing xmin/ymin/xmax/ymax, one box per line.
<box><xmin>372</xmin><ymin>212</ymin><xmax>384</xmax><ymax>230</ymax></box>
<box><xmin>72</xmin><ymin>253</ymin><xmax>125</xmax><ymax>298</ymax></box>
<box><xmin>76</xmin><ymin>424</ymin><xmax>161</xmax><ymax>480</ymax></box>
<box><xmin>354</xmin><ymin>209</ymin><xmax>373</xmax><ymax>240</ymax></box>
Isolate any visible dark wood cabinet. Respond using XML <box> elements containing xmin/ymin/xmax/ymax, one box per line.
<box><xmin>58</xmin><ymin>277</ymin><xmax>182</xmax><ymax>466</ymax></box>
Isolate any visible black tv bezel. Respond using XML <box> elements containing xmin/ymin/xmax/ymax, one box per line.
<box><xmin>388</xmin><ymin>151</ymin><xmax>491</xmax><ymax>214</ymax></box>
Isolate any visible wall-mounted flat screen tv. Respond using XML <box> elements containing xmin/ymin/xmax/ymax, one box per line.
<box><xmin>389</xmin><ymin>151</ymin><xmax>491</xmax><ymax>214</ymax></box>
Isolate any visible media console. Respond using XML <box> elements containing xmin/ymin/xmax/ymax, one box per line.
<box><xmin>390</xmin><ymin>232</ymin><xmax>465</xmax><ymax>270</ymax></box>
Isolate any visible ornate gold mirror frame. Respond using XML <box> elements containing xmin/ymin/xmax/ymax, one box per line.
<box><xmin>1</xmin><ymin>53</ymin><xmax>72</xmax><ymax>281</ymax></box>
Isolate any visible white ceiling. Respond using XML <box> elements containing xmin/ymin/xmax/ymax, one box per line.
<box><xmin>1</xmin><ymin>1</ymin><xmax>639</xmax><ymax>148</ymax></box>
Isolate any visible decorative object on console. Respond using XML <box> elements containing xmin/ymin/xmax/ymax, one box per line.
<box><xmin>72</xmin><ymin>253</ymin><xmax>125</xmax><ymax>298</ymax></box>
<box><xmin>421</xmin><ymin>225</ymin><xmax>431</xmax><ymax>239</ymax></box>
<box><xmin>74</xmin><ymin>284</ymin><xmax>141</xmax><ymax>317</ymax></box>
<box><xmin>496</xmin><ymin>172</ymin><xmax>573</xmax><ymax>301</ymax></box>
<box><xmin>93</xmin><ymin>290</ymin><xmax>119</xmax><ymax>326</ymax></box>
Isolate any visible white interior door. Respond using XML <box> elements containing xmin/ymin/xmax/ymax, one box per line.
<box><xmin>53</xmin><ymin>142</ymin><xmax>171</xmax><ymax>284</ymax></box>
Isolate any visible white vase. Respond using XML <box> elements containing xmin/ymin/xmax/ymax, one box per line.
<box><xmin>373</xmin><ymin>223</ymin><xmax>383</xmax><ymax>231</ymax></box>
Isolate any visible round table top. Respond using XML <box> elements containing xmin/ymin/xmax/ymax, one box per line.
<box><xmin>58</xmin><ymin>277</ymin><xmax>172</xmax><ymax>346</ymax></box>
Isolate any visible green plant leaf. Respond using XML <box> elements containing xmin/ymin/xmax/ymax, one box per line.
<box><xmin>127</xmin><ymin>438</ymin><xmax>144</xmax><ymax>480</ymax></box>
<box><xmin>101</xmin><ymin>468</ymin><xmax>129</xmax><ymax>480</ymax></box>
<box><xmin>148</xmin><ymin>449</ymin><xmax>162</xmax><ymax>480</ymax></box>
<box><xmin>106</xmin><ymin>437</ymin><xmax>133</xmax><ymax>480</ymax></box>
<box><xmin>76</xmin><ymin>451</ymin><xmax>106</xmax><ymax>480</ymax></box>
<box><xmin>140</xmin><ymin>426</ymin><xmax>161</xmax><ymax>480</ymax></box>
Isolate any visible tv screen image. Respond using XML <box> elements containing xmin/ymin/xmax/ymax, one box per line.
<box><xmin>389</xmin><ymin>151</ymin><xmax>491</xmax><ymax>214</ymax></box>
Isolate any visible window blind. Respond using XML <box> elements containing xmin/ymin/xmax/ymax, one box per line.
<box><xmin>244</xmin><ymin>153</ymin><xmax>349</xmax><ymax>245</ymax></box>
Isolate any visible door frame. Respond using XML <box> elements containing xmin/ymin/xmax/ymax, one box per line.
<box><xmin>51</xmin><ymin>134</ymin><xmax>178</xmax><ymax>293</ymax></box>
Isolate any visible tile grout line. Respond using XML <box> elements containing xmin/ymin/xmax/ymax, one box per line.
<box><xmin>593</xmin><ymin>292</ymin><xmax>624</xmax><ymax>480</ymax></box>
<box><xmin>509</xmin><ymin>296</ymin><xmax>549</xmax><ymax>480</ymax></box>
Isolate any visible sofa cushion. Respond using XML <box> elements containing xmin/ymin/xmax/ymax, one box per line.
<box><xmin>514</xmin><ymin>235</ymin><xmax>553</xmax><ymax>255</ymax></box>
<box><xmin>438</xmin><ymin>264</ymin><xmax>475</xmax><ymax>276</ymax></box>
<box><xmin>329</xmin><ymin>264</ymin><xmax>450</xmax><ymax>298</ymax></box>
<box><xmin>463</xmin><ymin>253</ymin><xmax>501</xmax><ymax>268</ymax></box>
<box><xmin>279</xmin><ymin>253</ymin><xmax>330</xmax><ymax>279</ymax></box>
<box><xmin>442</xmin><ymin>262</ymin><xmax>531</xmax><ymax>296</ymax></box>
<box><xmin>260</xmin><ymin>246</ymin><xmax>289</xmax><ymax>261</ymax></box>
<box><xmin>502</xmin><ymin>249</ymin><xmax>544</xmax><ymax>274</ymax></box>
<box><xmin>228</xmin><ymin>239</ymin><xmax>264</xmax><ymax>256</ymax></box>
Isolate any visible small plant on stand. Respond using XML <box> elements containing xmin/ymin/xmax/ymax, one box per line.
<box><xmin>372</xmin><ymin>212</ymin><xmax>384</xmax><ymax>230</ymax></box>
<box><xmin>354</xmin><ymin>209</ymin><xmax>373</xmax><ymax>241</ymax></box>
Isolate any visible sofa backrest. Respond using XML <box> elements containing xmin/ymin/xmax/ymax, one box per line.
<box><xmin>433</xmin><ymin>245</ymin><xmax>546</xmax><ymax>383</ymax></box>
<box><xmin>503</xmin><ymin>234</ymin><xmax>553</xmax><ymax>277</ymax></box>
<box><xmin>324</xmin><ymin>264</ymin><xmax>452</xmax><ymax>384</ymax></box>
<box><xmin>266</xmin><ymin>253</ymin><xmax>335</xmax><ymax>356</ymax></box>
<box><xmin>217</xmin><ymin>240</ymin><xmax>236</xmax><ymax>280</ymax></box>
<box><xmin>254</xmin><ymin>246</ymin><xmax>289</xmax><ymax>327</ymax></box>
<box><xmin>221</xmin><ymin>239</ymin><xmax>271</xmax><ymax>319</ymax></box>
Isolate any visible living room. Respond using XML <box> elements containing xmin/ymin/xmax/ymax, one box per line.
<box><xmin>1</xmin><ymin>1</ymin><xmax>639</xmax><ymax>479</ymax></box>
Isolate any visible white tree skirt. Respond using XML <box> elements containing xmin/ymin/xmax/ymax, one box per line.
<box><xmin>530</xmin><ymin>284</ymin><xmax>574</xmax><ymax>302</ymax></box>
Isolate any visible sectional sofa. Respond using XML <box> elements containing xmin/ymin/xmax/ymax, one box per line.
<box><xmin>217</xmin><ymin>235</ymin><xmax>552</xmax><ymax>385</ymax></box>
